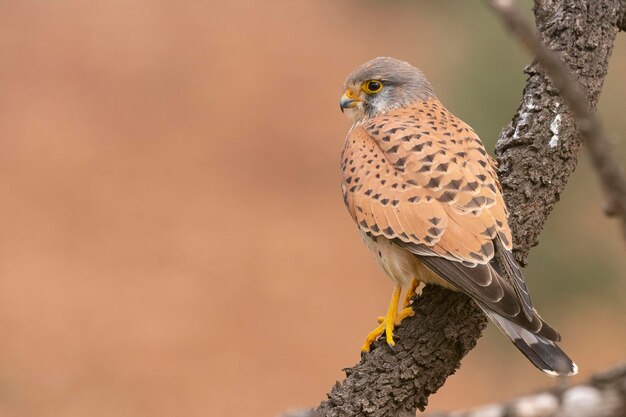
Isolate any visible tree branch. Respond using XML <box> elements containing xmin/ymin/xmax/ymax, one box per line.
<box><xmin>423</xmin><ymin>363</ymin><xmax>626</xmax><ymax>417</ymax></box>
<box><xmin>288</xmin><ymin>365</ymin><xmax>626</xmax><ymax>417</ymax></box>
<box><xmin>487</xmin><ymin>0</ymin><xmax>626</xmax><ymax>237</ymax></box>
<box><xmin>308</xmin><ymin>1</ymin><xmax>623</xmax><ymax>416</ymax></box>
<box><xmin>492</xmin><ymin>0</ymin><xmax>624</xmax><ymax>263</ymax></box>
<box><xmin>314</xmin><ymin>287</ymin><xmax>487</xmax><ymax>417</ymax></box>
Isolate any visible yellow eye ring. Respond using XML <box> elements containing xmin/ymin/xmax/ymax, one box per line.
<box><xmin>362</xmin><ymin>80</ymin><xmax>383</xmax><ymax>94</ymax></box>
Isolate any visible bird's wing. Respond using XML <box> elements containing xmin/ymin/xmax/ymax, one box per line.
<box><xmin>341</xmin><ymin>98</ymin><xmax>537</xmax><ymax>324</ymax></box>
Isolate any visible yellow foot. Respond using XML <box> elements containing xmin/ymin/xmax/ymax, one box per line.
<box><xmin>377</xmin><ymin>307</ymin><xmax>415</xmax><ymax>326</ymax></box>
<box><xmin>403</xmin><ymin>278</ymin><xmax>420</xmax><ymax>308</ymax></box>
<box><xmin>362</xmin><ymin>286</ymin><xmax>415</xmax><ymax>352</ymax></box>
<box><xmin>361</xmin><ymin>321</ymin><xmax>386</xmax><ymax>352</ymax></box>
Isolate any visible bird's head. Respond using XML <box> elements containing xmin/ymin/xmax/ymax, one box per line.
<box><xmin>340</xmin><ymin>57</ymin><xmax>435</xmax><ymax>125</ymax></box>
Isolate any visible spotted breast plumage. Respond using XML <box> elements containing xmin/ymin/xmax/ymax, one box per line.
<box><xmin>339</xmin><ymin>57</ymin><xmax>577</xmax><ymax>376</ymax></box>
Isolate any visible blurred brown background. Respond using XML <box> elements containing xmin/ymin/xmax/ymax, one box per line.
<box><xmin>0</xmin><ymin>1</ymin><xmax>624</xmax><ymax>416</ymax></box>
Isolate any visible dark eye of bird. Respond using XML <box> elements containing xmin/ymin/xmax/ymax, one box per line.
<box><xmin>367</xmin><ymin>81</ymin><xmax>382</xmax><ymax>92</ymax></box>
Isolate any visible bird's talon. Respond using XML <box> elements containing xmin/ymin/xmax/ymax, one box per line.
<box><xmin>394</xmin><ymin>307</ymin><xmax>415</xmax><ymax>325</ymax></box>
<box><xmin>385</xmin><ymin>331</ymin><xmax>395</xmax><ymax>346</ymax></box>
<box><xmin>361</xmin><ymin>321</ymin><xmax>385</xmax><ymax>351</ymax></box>
<box><xmin>363</xmin><ymin>286</ymin><xmax>415</xmax><ymax>351</ymax></box>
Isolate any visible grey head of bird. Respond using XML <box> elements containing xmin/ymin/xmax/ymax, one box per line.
<box><xmin>340</xmin><ymin>57</ymin><xmax>435</xmax><ymax>125</ymax></box>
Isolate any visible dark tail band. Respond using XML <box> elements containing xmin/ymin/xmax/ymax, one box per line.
<box><xmin>482</xmin><ymin>308</ymin><xmax>578</xmax><ymax>376</ymax></box>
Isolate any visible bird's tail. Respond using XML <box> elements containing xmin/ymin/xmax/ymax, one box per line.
<box><xmin>481</xmin><ymin>308</ymin><xmax>578</xmax><ymax>377</ymax></box>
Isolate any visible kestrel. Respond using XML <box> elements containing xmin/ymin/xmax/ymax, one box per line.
<box><xmin>339</xmin><ymin>57</ymin><xmax>577</xmax><ymax>376</ymax></box>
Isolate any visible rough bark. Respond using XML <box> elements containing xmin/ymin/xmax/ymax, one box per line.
<box><xmin>489</xmin><ymin>0</ymin><xmax>626</xmax><ymax>238</ymax></box>
<box><xmin>311</xmin><ymin>1</ymin><xmax>624</xmax><ymax>416</ymax></box>
<box><xmin>287</xmin><ymin>364</ymin><xmax>626</xmax><ymax>417</ymax></box>
<box><xmin>496</xmin><ymin>0</ymin><xmax>624</xmax><ymax>262</ymax></box>
<box><xmin>424</xmin><ymin>363</ymin><xmax>626</xmax><ymax>417</ymax></box>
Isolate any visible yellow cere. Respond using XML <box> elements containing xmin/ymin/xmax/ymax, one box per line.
<box><xmin>345</xmin><ymin>89</ymin><xmax>357</xmax><ymax>99</ymax></box>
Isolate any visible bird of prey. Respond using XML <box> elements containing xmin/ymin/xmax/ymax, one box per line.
<box><xmin>338</xmin><ymin>57</ymin><xmax>577</xmax><ymax>376</ymax></box>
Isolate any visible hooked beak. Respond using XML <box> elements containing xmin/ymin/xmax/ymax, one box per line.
<box><xmin>340</xmin><ymin>90</ymin><xmax>361</xmax><ymax>112</ymax></box>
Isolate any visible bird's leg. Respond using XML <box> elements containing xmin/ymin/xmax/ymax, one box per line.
<box><xmin>383</xmin><ymin>285</ymin><xmax>401</xmax><ymax>346</ymax></box>
<box><xmin>362</xmin><ymin>285</ymin><xmax>403</xmax><ymax>351</ymax></box>
<box><xmin>376</xmin><ymin>278</ymin><xmax>418</xmax><ymax>326</ymax></box>
<box><xmin>393</xmin><ymin>278</ymin><xmax>419</xmax><ymax>323</ymax></box>
<box><xmin>402</xmin><ymin>277</ymin><xmax>420</xmax><ymax>308</ymax></box>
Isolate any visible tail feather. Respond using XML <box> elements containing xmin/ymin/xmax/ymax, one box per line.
<box><xmin>482</xmin><ymin>308</ymin><xmax>578</xmax><ymax>377</ymax></box>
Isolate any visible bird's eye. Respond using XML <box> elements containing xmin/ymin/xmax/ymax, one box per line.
<box><xmin>363</xmin><ymin>80</ymin><xmax>383</xmax><ymax>94</ymax></box>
